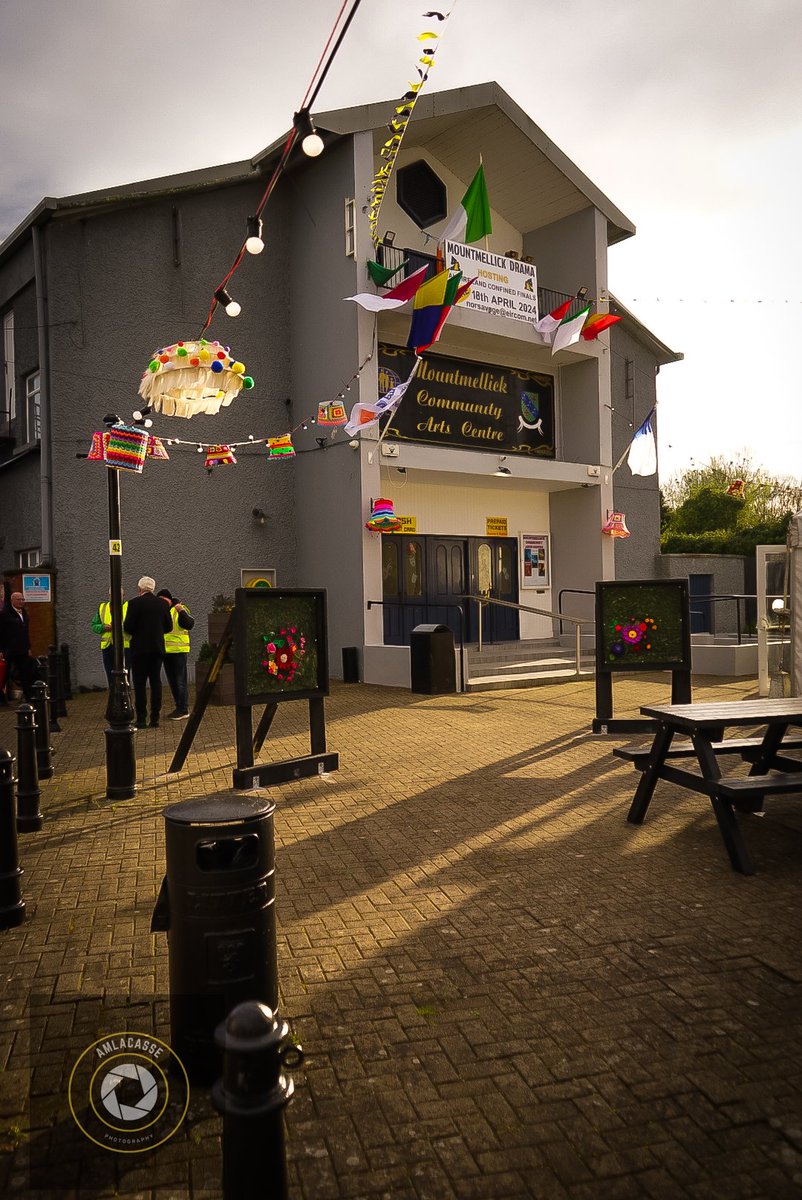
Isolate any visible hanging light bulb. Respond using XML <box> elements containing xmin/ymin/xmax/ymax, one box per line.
<box><xmin>245</xmin><ymin>215</ymin><xmax>264</xmax><ymax>255</ymax></box>
<box><xmin>293</xmin><ymin>109</ymin><xmax>324</xmax><ymax>157</ymax></box>
<box><xmin>214</xmin><ymin>286</ymin><xmax>241</xmax><ymax>317</ymax></box>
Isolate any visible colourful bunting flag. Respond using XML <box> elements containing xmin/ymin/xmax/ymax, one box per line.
<box><xmin>366</xmin><ymin>259</ymin><xmax>408</xmax><ymax>287</ymax></box>
<box><xmin>626</xmin><ymin>413</ymin><xmax>657</xmax><ymax>477</ymax></box>
<box><xmin>345</xmin><ymin>265</ymin><xmax>429</xmax><ymax>313</ymax></box>
<box><xmin>440</xmin><ymin>164</ymin><xmax>492</xmax><ymax>245</ymax></box>
<box><xmin>551</xmin><ymin>304</ymin><xmax>592</xmax><ymax>355</ymax></box>
<box><xmin>344</xmin><ymin>360</ymin><xmax>421</xmax><ymax>437</ymax></box>
<box><xmin>407</xmin><ymin>268</ymin><xmax>463</xmax><ymax>353</ymax></box>
<box><xmin>535</xmin><ymin>299</ymin><xmax>573</xmax><ymax>339</ymax></box>
<box><xmin>146</xmin><ymin>435</ymin><xmax>170</xmax><ymax>460</ymax></box>
<box><xmin>581</xmin><ymin>313</ymin><xmax>622</xmax><ymax>341</ymax></box>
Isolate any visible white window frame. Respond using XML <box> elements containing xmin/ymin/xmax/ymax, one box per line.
<box><xmin>3</xmin><ymin>311</ymin><xmax>14</xmax><ymax>434</ymax></box>
<box><xmin>23</xmin><ymin>369</ymin><xmax>41</xmax><ymax>443</ymax></box>
<box><xmin>344</xmin><ymin>198</ymin><xmax>356</xmax><ymax>258</ymax></box>
<box><xmin>15</xmin><ymin>548</ymin><xmax>41</xmax><ymax>569</ymax></box>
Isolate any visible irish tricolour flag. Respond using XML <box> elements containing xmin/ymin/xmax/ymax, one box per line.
<box><xmin>551</xmin><ymin>304</ymin><xmax>592</xmax><ymax>355</ymax></box>
<box><xmin>439</xmin><ymin>164</ymin><xmax>492</xmax><ymax>245</ymax></box>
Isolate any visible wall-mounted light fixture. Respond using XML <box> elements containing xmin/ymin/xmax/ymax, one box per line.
<box><xmin>382</xmin><ymin>230</ymin><xmax>396</xmax><ymax>246</ymax></box>
<box><xmin>252</xmin><ymin>507</ymin><xmax>266</xmax><ymax>525</ymax></box>
<box><xmin>495</xmin><ymin>456</ymin><xmax>511</xmax><ymax>476</ymax></box>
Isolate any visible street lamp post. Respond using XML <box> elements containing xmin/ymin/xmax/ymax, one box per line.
<box><xmin>104</xmin><ymin>413</ymin><xmax>137</xmax><ymax>800</ymax></box>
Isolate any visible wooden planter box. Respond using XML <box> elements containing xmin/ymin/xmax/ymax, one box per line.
<box><xmin>194</xmin><ymin>661</ymin><xmax>236</xmax><ymax>706</ymax></box>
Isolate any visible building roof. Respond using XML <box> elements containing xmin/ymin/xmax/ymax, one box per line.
<box><xmin>256</xmin><ymin>81</ymin><xmax>636</xmax><ymax>245</ymax></box>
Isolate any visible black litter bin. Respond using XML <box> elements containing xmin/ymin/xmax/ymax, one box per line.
<box><xmin>342</xmin><ymin>646</ymin><xmax>360</xmax><ymax>683</ymax></box>
<box><xmin>151</xmin><ymin>792</ymin><xmax>277</xmax><ymax>1083</ymax></box>
<box><xmin>410</xmin><ymin>624</ymin><xmax>457</xmax><ymax>695</ymax></box>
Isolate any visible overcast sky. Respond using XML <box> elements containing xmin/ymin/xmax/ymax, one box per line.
<box><xmin>2</xmin><ymin>0</ymin><xmax>801</xmax><ymax>484</ymax></box>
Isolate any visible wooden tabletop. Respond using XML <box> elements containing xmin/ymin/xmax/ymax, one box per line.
<box><xmin>640</xmin><ymin>698</ymin><xmax>802</xmax><ymax>731</ymax></box>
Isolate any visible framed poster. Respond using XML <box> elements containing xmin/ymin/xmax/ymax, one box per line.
<box><xmin>595</xmin><ymin>579</ymin><xmax>691</xmax><ymax>673</ymax></box>
<box><xmin>234</xmin><ymin>588</ymin><xmax>329</xmax><ymax>705</ymax></box>
<box><xmin>520</xmin><ymin>534</ymin><xmax>550</xmax><ymax>589</ymax></box>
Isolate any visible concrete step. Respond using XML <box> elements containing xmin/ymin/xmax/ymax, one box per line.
<box><xmin>467</xmin><ymin>667</ymin><xmax>595</xmax><ymax>691</ymax></box>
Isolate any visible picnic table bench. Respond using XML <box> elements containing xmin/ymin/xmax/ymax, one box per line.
<box><xmin>614</xmin><ymin>699</ymin><xmax>802</xmax><ymax>874</ymax></box>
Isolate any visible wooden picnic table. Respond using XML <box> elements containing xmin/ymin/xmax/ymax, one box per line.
<box><xmin>614</xmin><ymin>698</ymin><xmax>802</xmax><ymax>875</ymax></box>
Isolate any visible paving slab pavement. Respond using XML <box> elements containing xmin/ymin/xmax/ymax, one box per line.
<box><xmin>0</xmin><ymin>676</ymin><xmax>801</xmax><ymax>1199</ymax></box>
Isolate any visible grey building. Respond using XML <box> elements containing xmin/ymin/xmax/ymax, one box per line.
<box><xmin>0</xmin><ymin>82</ymin><xmax>680</xmax><ymax>688</ymax></box>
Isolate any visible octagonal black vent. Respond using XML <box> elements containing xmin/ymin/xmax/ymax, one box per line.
<box><xmin>396</xmin><ymin>160</ymin><xmax>448</xmax><ymax>229</ymax></box>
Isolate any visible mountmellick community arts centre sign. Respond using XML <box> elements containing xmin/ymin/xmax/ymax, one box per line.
<box><xmin>379</xmin><ymin>344</ymin><xmax>555</xmax><ymax>458</ymax></box>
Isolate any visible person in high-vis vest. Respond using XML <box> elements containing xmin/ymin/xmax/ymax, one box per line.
<box><xmin>157</xmin><ymin>589</ymin><xmax>195</xmax><ymax>719</ymax></box>
<box><xmin>92</xmin><ymin>590</ymin><xmax>132</xmax><ymax>686</ymax></box>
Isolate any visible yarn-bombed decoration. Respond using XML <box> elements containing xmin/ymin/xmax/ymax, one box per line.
<box><xmin>138</xmin><ymin>339</ymin><xmax>255</xmax><ymax>418</ymax></box>
<box><xmin>261</xmin><ymin>628</ymin><xmax>306</xmax><ymax>683</ymax></box>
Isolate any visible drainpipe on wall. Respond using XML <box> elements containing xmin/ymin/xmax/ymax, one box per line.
<box><xmin>31</xmin><ymin>224</ymin><xmax>54</xmax><ymax>569</ymax></box>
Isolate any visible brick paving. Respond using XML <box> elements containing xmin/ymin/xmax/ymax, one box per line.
<box><xmin>0</xmin><ymin>675</ymin><xmax>801</xmax><ymax>1199</ymax></box>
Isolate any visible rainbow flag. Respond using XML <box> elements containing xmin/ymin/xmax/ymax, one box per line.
<box><xmin>406</xmin><ymin>268</ymin><xmax>463</xmax><ymax>353</ymax></box>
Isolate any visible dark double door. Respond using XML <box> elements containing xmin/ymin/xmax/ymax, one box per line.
<box><xmin>381</xmin><ymin>535</ymin><xmax>519</xmax><ymax>646</ymax></box>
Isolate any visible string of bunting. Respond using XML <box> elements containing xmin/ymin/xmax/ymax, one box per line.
<box><xmin>367</xmin><ymin>7</ymin><xmax>457</xmax><ymax>245</ymax></box>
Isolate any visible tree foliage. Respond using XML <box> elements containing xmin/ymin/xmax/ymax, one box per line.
<box><xmin>661</xmin><ymin>453</ymin><xmax>799</xmax><ymax>555</ymax></box>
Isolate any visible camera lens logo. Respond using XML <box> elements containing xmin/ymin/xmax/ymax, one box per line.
<box><xmin>68</xmin><ymin>1032</ymin><xmax>189</xmax><ymax>1153</ymax></box>
<box><xmin>100</xmin><ymin>1062</ymin><xmax>159</xmax><ymax>1122</ymax></box>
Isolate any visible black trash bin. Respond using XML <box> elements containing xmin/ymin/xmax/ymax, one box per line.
<box><xmin>342</xmin><ymin>646</ymin><xmax>360</xmax><ymax>683</ymax></box>
<box><xmin>151</xmin><ymin>792</ymin><xmax>277</xmax><ymax>1083</ymax></box>
<box><xmin>410</xmin><ymin>624</ymin><xmax>457</xmax><ymax>695</ymax></box>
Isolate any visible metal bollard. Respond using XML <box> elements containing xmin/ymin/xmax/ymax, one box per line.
<box><xmin>48</xmin><ymin>646</ymin><xmax>68</xmax><ymax>719</ymax></box>
<box><xmin>32</xmin><ymin>681</ymin><xmax>54</xmax><ymax>780</ymax></box>
<box><xmin>0</xmin><ymin>750</ymin><xmax>25</xmax><ymax>928</ymax></box>
<box><xmin>212</xmin><ymin>1001</ymin><xmax>303</xmax><ymax>1200</ymax></box>
<box><xmin>60</xmin><ymin>643</ymin><xmax>73</xmax><ymax>700</ymax></box>
<box><xmin>16</xmin><ymin>705</ymin><xmax>42</xmax><ymax>833</ymax></box>
<box><xmin>46</xmin><ymin>652</ymin><xmax>61</xmax><ymax>733</ymax></box>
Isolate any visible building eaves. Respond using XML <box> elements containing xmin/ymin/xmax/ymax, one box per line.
<box><xmin>0</xmin><ymin>159</ymin><xmax>259</xmax><ymax>270</ymax></box>
<box><xmin>253</xmin><ymin>81</ymin><xmax>636</xmax><ymax>245</ymax></box>
<box><xmin>608</xmin><ymin>293</ymin><xmax>683</xmax><ymax>366</ymax></box>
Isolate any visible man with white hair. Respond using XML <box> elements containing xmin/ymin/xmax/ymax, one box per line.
<box><xmin>123</xmin><ymin>576</ymin><xmax>172</xmax><ymax>729</ymax></box>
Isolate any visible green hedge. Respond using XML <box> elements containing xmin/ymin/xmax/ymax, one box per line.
<box><xmin>661</xmin><ymin>516</ymin><xmax>791</xmax><ymax>557</ymax></box>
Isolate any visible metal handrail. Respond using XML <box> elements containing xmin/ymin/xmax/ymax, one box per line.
<box><xmin>367</xmin><ymin>599</ymin><xmax>467</xmax><ymax>693</ymax></box>
<box><xmin>462</xmin><ymin>593</ymin><xmax>592</xmax><ymax>677</ymax></box>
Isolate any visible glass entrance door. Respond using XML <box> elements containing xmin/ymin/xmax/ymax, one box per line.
<box><xmin>467</xmin><ymin>538</ymin><xmax>520</xmax><ymax>643</ymax></box>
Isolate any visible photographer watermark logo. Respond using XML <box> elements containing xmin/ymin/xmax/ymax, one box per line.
<box><xmin>68</xmin><ymin>1032</ymin><xmax>189</xmax><ymax>1153</ymax></box>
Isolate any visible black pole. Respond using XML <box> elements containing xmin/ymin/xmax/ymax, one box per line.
<box><xmin>48</xmin><ymin>645</ymin><xmax>67</xmax><ymax>719</ymax></box>
<box><xmin>46</xmin><ymin>652</ymin><xmax>61</xmax><ymax>733</ymax></box>
<box><xmin>16</xmin><ymin>704</ymin><xmax>42</xmax><ymax>833</ymax></box>
<box><xmin>212</xmin><ymin>1002</ymin><xmax>303</xmax><ymax>1200</ymax></box>
<box><xmin>0</xmin><ymin>750</ymin><xmax>25</xmax><ymax>928</ymax></box>
<box><xmin>31</xmin><ymin>680</ymin><xmax>53</xmax><ymax>780</ymax></box>
<box><xmin>105</xmin><ymin>460</ymin><xmax>136</xmax><ymax>800</ymax></box>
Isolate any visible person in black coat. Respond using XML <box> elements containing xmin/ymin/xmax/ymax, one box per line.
<box><xmin>0</xmin><ymin>590</ymin><xmax>37</xmax><ymax>702</ymax></box>
<box><xmin>123</xmin><ymin>575</ymin><xmax>172</xmax><ymax>729</ymax></box>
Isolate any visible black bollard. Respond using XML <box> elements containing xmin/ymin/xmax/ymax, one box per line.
<box><xmin>48</xmin><ymin>646</ymin><xmax>67</xmax><ymax>719</ymax></box>
<box><xmin>16</xmin><ymin>705</ymin><xmax>42</xmax><ymax>833</ymax></box>
<box><xmin>32</xmin><ymin>681</ymin><xmax>54</xmax><ymax>780</ymax></box>
<box><xmin>0</xmin><ymin>750</ymin><xmax>25</xmax><ymax>928</ymax></box>
<box><xmin>46</xmin><ymin>651</ymin><xmax>61</xmax><ymax>733</ymax></box>
<box><xmin>60</xmin><ymin>643</ymin><xmax>73</xmax><ymax>700</ymax></box>
<box><xmin>212</xmin><ymin>1001</ymin><xmax>303</xmax><ymax>1200</ymax></box>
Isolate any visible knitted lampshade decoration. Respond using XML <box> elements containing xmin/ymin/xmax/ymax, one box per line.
<box><xmin>86</xmin><ymin>431</ymin><xmax>109</xmax><ymax>460</ymax></box>
<box><xmin>366</xmin><ymin>497</ymin><xmax>402</xmax><ymax>532</ymax></box>
<box><xmin>138</xmin><ymin>339</ymin><xmax>254</xmax><ymax>418</ymax></box>
<box><xmin>601</xmin><ymin>511</ymin><xmax>631</xmax><ymax>539</ymax></box>
<box><xmin>205</xmin><ymin>444</ymin><xmax>237</xmax><ymax>471</ymax></box>
<box><xmin>316</xmin><ymin>400</ymin><xmax>348</xmax><ymax>426</ymax></box>
<box><xmin>146</xmin><ymin>435</ymin><xmax>170</xmax><ymax>460</ymax></box>
<box><xmin>267</xmin><ymin>434</ymin><xmax>295</xmax><ymax>460</ymax></box>
<box><xmin>104</xmin><ymin>424</ymin><xmax>149</xmax><ymax>473</ymax></box>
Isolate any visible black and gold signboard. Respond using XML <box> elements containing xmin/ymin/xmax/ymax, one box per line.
<box><xmin>379</xmin><ymin>344</ymin><xmax>555</xmax><ymax>458</ymax></box>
